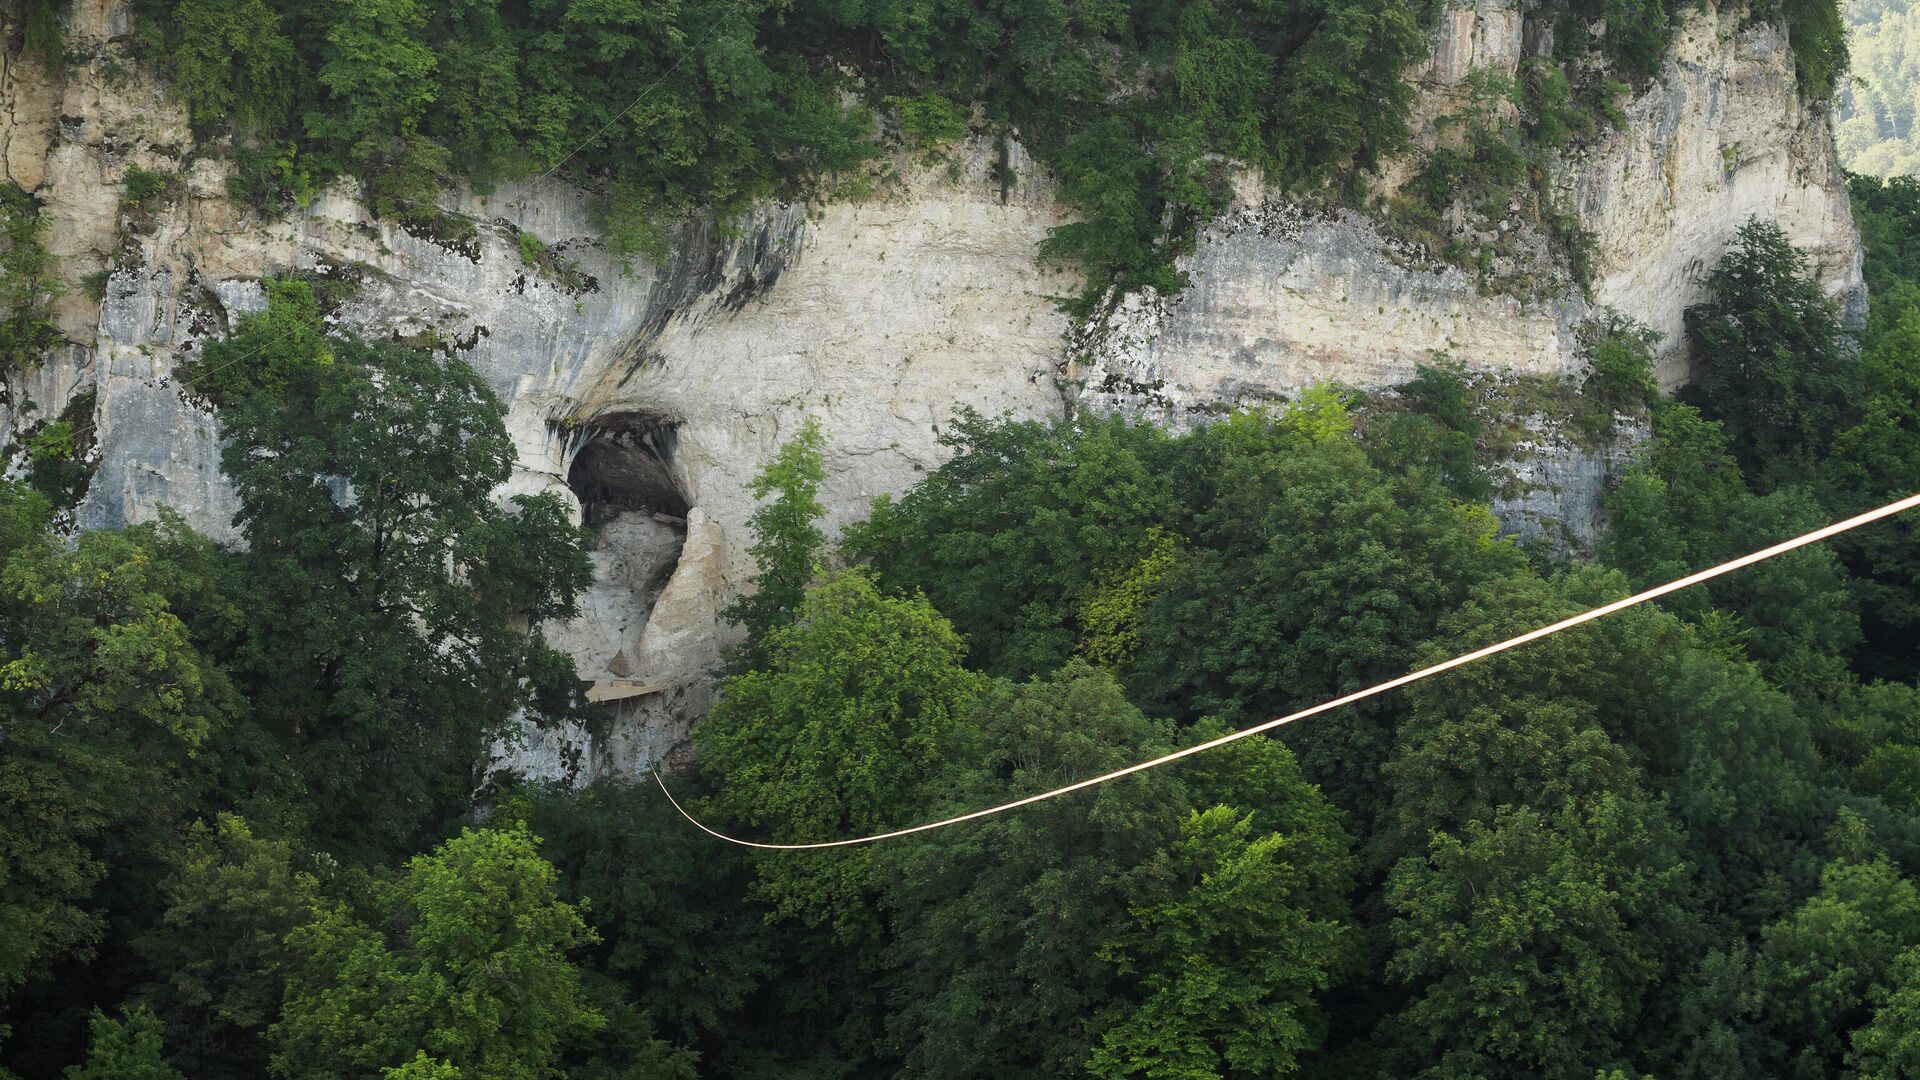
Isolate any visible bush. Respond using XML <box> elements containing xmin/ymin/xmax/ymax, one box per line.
<box><xmin>1580</xmin><ymin>313</ymin><xmax>1661</xmax><ymax>421</ymax></box>
<box><xmin>120</xmin><ymin>166</ymin><xmax>180</xmax><ymax>211</ymax></box>
<box><xmin>0</xmin><ymin>183</ymin><xmax>61</xmax><ymax>373</ymax></box>
<box><xmin>890</xmin><ymin>92</ymin><xmax>968</xmax><ymax>152</ymax></box>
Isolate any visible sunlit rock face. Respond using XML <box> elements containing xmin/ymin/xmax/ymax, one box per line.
<box><xmin>0</xmin><ymin>0</ymin><xmax>1862</xmax><ymax>779</ymax></box>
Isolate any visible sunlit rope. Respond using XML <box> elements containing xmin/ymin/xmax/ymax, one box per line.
<box><xmin>655</xmin><ymin>490</ymin><xmax>1920</xmax><ymax>850</ymax></box>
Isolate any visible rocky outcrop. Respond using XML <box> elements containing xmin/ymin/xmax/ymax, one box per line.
<box><xmin>1573</xmin><ymin>11</ymin><xmax>1866</xmax><ymax>382</ymax></box>
<box><xmin>1069</xmin><ymin>0</ymin><xmax>1864</xmax><ymax>422</ymax></box>
<box><xmin>0</xmin><ymin>0</ymin><xmax>1865</xmax><ymax>780</ymax></box>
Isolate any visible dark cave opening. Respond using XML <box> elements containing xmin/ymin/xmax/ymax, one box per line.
<box><xmin>565</xmin><ymin>415</ymin><xmax>690</xmax><ymax>526</ymax></box>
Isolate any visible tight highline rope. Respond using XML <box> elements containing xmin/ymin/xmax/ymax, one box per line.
<box><xmin>655</xmin><ymin>490</ymin><xmax>1920</xmax><ymax>850</ymax></box>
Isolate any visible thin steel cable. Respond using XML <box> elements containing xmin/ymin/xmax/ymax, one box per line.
<box><xmin>655</xmin><ymin>490</ymin><xmax>1920</xmax><ymax>849</ymax></box>
<box><xmin>530</xmin><ymin>18</ymin><xmax>728</xmax><ymax>186</ymax></box>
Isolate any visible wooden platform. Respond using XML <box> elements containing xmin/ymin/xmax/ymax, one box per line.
<box><xmin>586</xmin><ymin>680</ymin><xmax>667</xmax><ymax>704</ymax></box>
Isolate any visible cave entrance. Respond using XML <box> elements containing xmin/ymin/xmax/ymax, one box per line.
<box><xmin>566</xmin><ymin>415</ymin><xmax>689</xmax><ymax>526</ymax></box>
<box><xmin>554</xmin><ymin>413</ymin><xmax>694</xmax><ymax>700</ymax></box>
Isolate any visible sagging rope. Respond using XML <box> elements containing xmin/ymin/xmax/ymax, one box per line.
<box><xmin>657</xmin><ymin>490</ymin><xmax>1920</xmax><ymax>849</ymax></box>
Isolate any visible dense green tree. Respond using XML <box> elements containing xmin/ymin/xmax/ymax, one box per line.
<box><xmin>135</xmin><ymin>815</ymin><xmax>319</xmax><ymax>1080</ymax></box>
<box><xmin>849</xmin><ymin>410</ymin><xmax>1180</xmax><ymax>680</ymax></box>
<box><xmin>503</xmin><ymin>781</ymin><xmax>776</xmax><ymax>1072</ymax></box>
<box><xmin>1754</xmin><ymin>817</ymin><xmax>1920</xmax><ymax>1077</ymax></box>
<box><xmin>165</xmin><ymin>0</ymin><xmax>297</xmax><ymax>133</ymax></box>
<box><xmin>1129</xmin><ymin>408</ymin><xmax>1523</xmax><ymax>823</ymax></box>
<box><xmin>308</xmin><ymin>0</ymin><xmax>437</xmax><ymax>159</ymax></box>
<box><xmin>722</xmin><ymin>418</ymin><xmax>827</xmax><ymax>668</ymax></box>
<box><xmin>1384</xmin><ymin>794</ymin><xmax>1692</xmax><ymax>1080</ymax></box>
<box><xmin>1683</xmin><ymin>218</ymin><xmax>1857</xmax><ymax>481</ymax></box>
<box><xmin>873</xmin><ymin>664</ymin><xmax>1356</xmax><ymax>1080</ymax></box>
<box><xmin>1089</xmin><ymin>804</ymin><xmax>1357</xmax><ymax>1080</ymax></box>
<box><xmin>63</xmin><ymin>1006</ymin><xmax>183</xmax><ymax>1080</ymax></box>
<box><xmin>273</xmin><ymin>825</ymin><xmax>604</xmax><ymax>1080</ymax></box>
<box><xmin>195</xmin><ymin>281</ymin><xmax>591</xmax><ymax>856</ymax></box>
<box><xmin>1851</xmin><ymin>944</ymin><xmax>1920</xmax><ymax>1079</ymax></box>
<box><xmin>697</xmin><ymin>569</ymin><xmax>985</xmax><ymax>939</ymax></box>
<box><xmin>1601</xmin><ymin>401</ymin><xmax>1862</xmax><ymax>699</ymax></box>
<box><xmin>1390</xmin><ymin>568</ymin><xmax>1826</xmax><ymax>926</ymax></box>
<box><xmin>0</xmin><ymin>499</ymin><xmax>241</xmax><ymax>999</ymax></box>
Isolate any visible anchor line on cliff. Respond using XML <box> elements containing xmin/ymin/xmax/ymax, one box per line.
<box><xmin>529</xmin><ymin>18</ymin><xmax>731</xmax><ymax>188</ymax></box>
<box><xmin>655</xmin><ymin>490</ymin><xmax>1920</xmax><ymax>850</ymax></box>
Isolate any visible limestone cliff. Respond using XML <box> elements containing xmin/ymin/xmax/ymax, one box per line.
<box><xmin>0</xmin><ymin>0</ymin><xmax>1864</xmax><ymax>780</ymax></box>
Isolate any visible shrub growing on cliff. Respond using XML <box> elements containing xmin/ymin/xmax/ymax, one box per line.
<box><xmin>722</xmin><ymin>418</ymin><xmax>827</xmax><ymax>669</ymax></box>
<box><xmin>0</xmin><ymin>183</ymin><xmax>62</xmax><ymax>374</ymax></box>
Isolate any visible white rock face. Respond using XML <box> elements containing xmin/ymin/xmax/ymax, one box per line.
<box><xmin>0</xmin><ymin>0</ymin><xmax>1866</xmax><ymax>777</ymax></box>
<box><xmin>1571</xmin><ymin>7</ymin><xmax>1866</xmax><ymax>385</ymax></box>
<box><xmin>1069</xmin><ymin>0</ymin><xmax>1863</xmax><ymax>422</ymax></box>
<box><xmin>1066</xmin><ymin>202</ymin><xmax>1580</xmax><ymax>428</ymax></box>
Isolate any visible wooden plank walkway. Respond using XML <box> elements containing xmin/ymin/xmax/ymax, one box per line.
<box><xmin>586</xmin><ymin>680</ymin><xmax>666</xmax><ymax>704</ymax></box>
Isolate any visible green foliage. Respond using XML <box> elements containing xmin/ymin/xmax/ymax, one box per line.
<box><xmin>225</xmin><ymin>143</ymin><xmax>314</xmax><ymax>213</ymax></box>
<box><xmin>21</xmin><ymin>392</ymin><xmax>98</xmax><ymax>509</ymax></box>
<box><xmin>136</xmin><ymin>815</ymin><xmax>319</xmax><ymax>1080</ymax></box>
<box><xmin>1601</xmin><ymin>401</ymin><xmax>1862</xmax><ymax>695</ymax></box>
<box><xmin>1754</xmin><ymin>832</ymin><xmax>1920</xmax><ymax>1076</ymax></box>
<box><xmin>384</xmin><ymin>1052</ymin><xmax>462</xmax><ymax>1080</ymax></box>
<box><xmin>307</xmin><ymin>0</ymin><xmax>438</xmax><ymax>163</ymax></box>
<box><xmin>0</xmin><ymin>501</ymin><xmax>241</xmax><ymax>999</ymax></box>
<box><xmin>1858</xmin><ymin>744</ymin><xmax>1920</xmax><ymax>814</ymax></box>
<box><xmin>501</xmin><ymin>781</ymin><xmax>777</xmax><ymax>1073</ymax></box>
<box><xmin>1578</xmin><ymin>313</ymin><xmax>1661</xmax><ymax>423</ymax></box>
<box><xmin>191</xmin><ymin>281</ymin><xmax>592</xmax><ymax>856</ymax></box>
<box><xmin>697</xmin><ymin>569</ymin><xmax>985</xmax><ymax>936</ymax></box>
<box><xmin>64</xmin><ymin>1006</ymin><xmax>183</xmax><ymax>1080</ymax></box>
<box><xmin>273</xmin><ymin>825</ymin><xmax>604</xmax><ymax>1080</ymax></box>
<box><xmin>16</xmin><ymin>131</ymin><xmax>1920</xmax><ymax>1080</ymax></box>
<box><xmin>166</xmin><ymin>0</ymin><xmax>296</xmax><ymax>134</ymax></box>
<box><xmin>11</xmin><ymin>0</ymin><xmax>63</xmax><ymax>66</ymax></box>
<box><xmin>721</xmin><ymin>418</ymin><xmax>827</xmax><ymax>667</ymax></box>
<box><xmin>1088</xmin><ymin>804</ymin><xmax>1357</xmax><ymax>1079</ymax></box>
<box><xmin>1386</xmin><ymin>796</ymin><xmax>1692</xmax><ymax>1079</ymax></box>
<box><xmin>1768</xmin><ymin>0</ymin><xmax>1852</xmax><ymax>98</ymax></box>
<box><xmin>515</xmin><ymin>229</ymin><xmax>546</xmax><ymax>266</ymax></box>
<box><xmin>125</xmin><ymin>0</ymin><xmax>1446</xmax><ymax>300</ymax></box>
<box><xmin>849</xmin><ymin>409</ymin><xmax>1180</xmax><ymax>680</ymax></box>
<box><xmin>1829</xmin><ymin>176</ymin><xmax>1920</xmax><ymax>677</ymax></box>
<box><xmin>119</xmin><ymin>166</ymin><xmax>181</xmax><ymax>212</ymax></box>
<box><xmin>1850</xmin><ymin>944</ymin><xmax>1920</xmax><ymax>1079</ymax></box>
<box><xmin>1549</xmin><ymin>0</ymin><xmax>1678</xmax><ymax>85</ymax></box>
<box><xmin>1076</xmin><ymin>527</ymin><xmax>1178</xmax><ymax>671</ymax></box>
<box><xmin>1684</xmin><ymin>217</ymin><xmax>1857</xmax><ymax>482</ymax></box>
<box><xmin>1839</xmin><ymin>0</ymin><xmax>1920</xmax><ymax>175</ymax></box>
<box><xmin>1360</xmin><ymin>361</ymin><xmax>1493</xmax><ymax>500</ymax></box>
<box><xmin>870</xmin><ymin>664</ymin><xmax>1356</xmax><ymax>1079</ymax></box>
<box><xmin>1130</xmin><ymin>413</ymin><xmax>1521</xmax><ymax>822</ymax></box>
<box><xmin>890</xmin><ymin>92</ymin><xmax>969</xmax><ymax>153</ymax></box>
<box><xmin>0</xmin><ymin>183</ymin><xmax>61</xmax><ymax>374</ymax></box>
